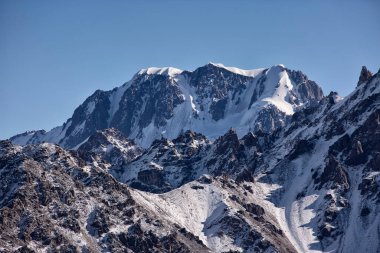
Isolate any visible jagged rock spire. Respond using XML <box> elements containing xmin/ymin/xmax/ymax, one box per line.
<box><xmin>357</xmin><ymin>66</ymin><xmax>373</xmax><ymax>86</ymax></box>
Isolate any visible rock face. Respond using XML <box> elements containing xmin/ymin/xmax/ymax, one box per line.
<box><xmin>285</xmin><ymin>69</ymin><xmax>324</xmax><ymax>102</ymax></box>
<box><xmin>357</xmin><ymin>66</ymin><xmax>373</xmax><ymax>86</ymax></box>
<box><xmin>63</xmin><ymin>90</ymin><xmax>112</xmax><ymax>148</ymax></box>
<box><xmin>2</xmin><ymin>66</ymin><xmax>380</xmax><ymax>253</ymax></box>
<box><xmin>10</xmin><ymin>63</ymin><xmax>324</xmax><ymax>149</ymax></box>
<box><xmin>110</xmin><ymin>73</ymin><xmax>185</xmax><ymax>137</ymax></box>
<box><xmin>77</xmin><ymin>128</ymin><xmax>143</xmax><ymax>165</ymax></box>
<box><xmin>318</xmin><ymin>155</ymin><xmax>349</xmax><ymax>190</ymax></box>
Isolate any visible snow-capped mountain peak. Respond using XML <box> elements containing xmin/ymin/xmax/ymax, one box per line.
<box><xmin>10</xmin><ymin>63</ymin><xmax>324</xmax><ymax>149</ymax></box>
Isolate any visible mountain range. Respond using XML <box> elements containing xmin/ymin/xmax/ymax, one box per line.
<box><xmin>1</xmin><ymin>63</ymin><xmax>379</xmax><ymax>253</ymax></box>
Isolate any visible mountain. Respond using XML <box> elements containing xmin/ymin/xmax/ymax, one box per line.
<box><xmin>10</xmin><ymin>63</ymin><xmax>323</xmax><ymax>149</ymax></box>
<box><xmin>83</xmin><ymin>66</ymin><xmax>380</xmax><ymax>252</ymax></box>
<box><xmin>2</xmin><ymin>65</ymin><xmax>379</xmax><ymax>253</ymax></box>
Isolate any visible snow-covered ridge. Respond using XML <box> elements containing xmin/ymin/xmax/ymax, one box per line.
<box><xmin>137</xmin><ymin>63</ymin><xmax>265</xmax><ymax>77</ymax></box>
<box><xmin>208</xmin><ymin>62</ymin><xmax>265</xmax><ymax>77</ymax></box>
<box><xmin>137</xmin><ymin>66</ymin><xmax>183</xmax><ymax>76</ymax></box>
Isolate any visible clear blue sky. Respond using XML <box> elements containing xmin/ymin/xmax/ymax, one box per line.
<box><xmin>1</xmin><ymin>0</ymin><xmax>379</xmax><ymax>139</ymax></box>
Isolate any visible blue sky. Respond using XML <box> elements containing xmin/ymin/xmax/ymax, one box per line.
<box><xmin>1</xmin><ymin>0</ymin><xmax>379</xmax><ymax>139</ymax></box>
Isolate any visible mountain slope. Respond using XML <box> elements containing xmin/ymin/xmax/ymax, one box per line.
<box><xmin>0</xmin><ymin>140</ymin><xmax>210</xmax><ymax>252</ymax></box>
<box><xmin>250</xmin><ymin>67</ymin><xmax>380</xmax><ymax>252</ymax></box>
<box><xmin>0</xmin><ymin>140</ymin><xmax>297</xmax><ymax>253</ymax></box>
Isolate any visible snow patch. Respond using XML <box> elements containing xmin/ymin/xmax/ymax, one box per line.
<box><xmin>261</xmin><ymin>66</ymin><xmax>295</xmax><ymax>115</ymax></box>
